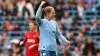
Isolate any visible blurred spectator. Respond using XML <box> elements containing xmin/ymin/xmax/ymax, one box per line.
<box><xmin>13</xmin><ymin>24</ymin><xmax>21</xmax><ymax>31</ymax></box>
<box><xmin>16</xmin><ymin>0</ymin><xmax>26</xmax><ymax>18</ymax></box>
<box><xmin>11</xmin><ymin>43</ymin><xmax>21</xmax><ymax>53</ymax></box>
<box><xmin>77</xmin><ymin>0</ymin><xmax>85</xmax><ymax>17</ymax></box>
<box><xmin>0</xmin><ymin>52</ymin><xmax>3</xmax><ymax>56</ymax></box>
<box><xmin>79</xmin><ymin>24</ymin><xmax>88</xmax><ymax>36</ymax></box>
<box><xmin>11</xmin><ymin>24</ymin><xmax>21</xmax><ymax>36</ymax></box>
<box><xmin>76</xmin><ymin>0</ymin><xmax>86</xmax><ymax>7</ymax></box>
<box><xmin>68</xmin><ymin>0</ymin><xmax>76</xmax><ymax>6</ymax></box>
<box><xmin>6</xmin><ymin>14</ymin><xmax>13</xmax><ymax>21</ymax></box>
<box><xmin>69</xmin><ymin>22</ymin><xmax>78</xmax><ymax>32</ymax></box>
<box><xmin>74</xmin><ymin>13</ymin><xmax>82</xmax><ymax>21</ymax></box>
<box><xmin>3</xmin><ymin>48</ymin><xmax>10</xmax><ymax>56</ymax></box>
<box><xmin>90</xmin><ymin>21</ymin><xmax>98</xmax><ymax>36</ymax></box>
<box><xmin>96</xmin><ymin>6</ymin><xmax>100</xmax><ymax>16</ymax></box>
<box><xmin>61</xmin><ymin>12</ymin><xmax>73</xmax><ymax>28</ymax></box>
<box><xmin>96</xmin><ymin>52</ymin><xmax>100</xmax><ymax>56</ymax></box>
<box><xmin>63</xmin><ymin>3</ymin><xmax>71</xmax><ymax>10</ymax></box>
<box><xmin>57</xmin><ymin>39</ymin><xmax>62</xmax><ymax>56</ymax></box>
<box><xmin>27</xmin><ymin>18</ymin><xmax>33</xmax><ymax>24</ymax></box>
<box><xmin>90</xmin><ymin>22</ymin><xmax>98</xmax><ymax>30</ymax></box>
<box><xmin>0</xmin><ymin>35</ymin><xmax>3</xmax><ymax>50</ymax></box>
<box><xmin>88</xmin><ymin>0</ymin><xmax>92</xmax><ymax>6</ymax></box>
<box><xmin>10</xmin><ymin>39</ymin><xmax>22</xmax><ymax>56</ymax></box>
<box><xmin>83</xmin><ymin>38</ymin><xmax>96</xmax><ymax>55</ymax></box>
<box><xmin>0</xmin><ymin>0</ymin><xmax>7</xmax><ymax>15</ymax></box>
<box><xmin>85</xmin><ymin>6</ymin><xmax>95</xmax><ymax>16</ymax></box>
<box><xmin>0</xmin><ymin>31</ymin><xmax>10</xmax><ymax>49</ymax></box>
<box><xmin>72</xmin><ymin>46</ymin><xmax>81</xmax><ymax>56</ymax></box>
<box><xmin>17</xmin><ymin>0</ymin><xmax>25</xmax><ymax>13</ymax></box>
<box><xmin>11</xmin><ymin>52</ymin><xmax>22</xmax><ymax>56</ymax></box>
<box><xmin>58</xmin><ymin>23</ymin><xmax>66</xmax><ymax>35</ymax></box>
<box><xmin>55</xmin><ymin>4</ymin><xmax>64</xmax><ymax>20</ymax></box>
<box><xmin>76</xmin><ymin>32</ymin><xmax>86</xmax><ymax>45</ymax></box>
<box><xmin>44</xmin><ymin>0</ymin><xmax>52</xmax><ymax>6</ymax></box>
<box><xmin>65</xmin><ymin>32</ymin><xmax>74</xmax><ymax>43</ymax></box>
<box><xmin>73</xmin><ymin>35</ymin><xmax>84</xmax><ymax>50</ymax></box>
<box><xmin>24</xmin><ymin>0</ymin><xmax>35</xmax><ymax>19</ymax></box>
<box><xmin>0</xmin><ymin>31</ymin><xmax>10</xmax><ymax>56</ymax></box>
<box><xmin>5</xmin><ymin>0</ymin><xmax>15</xmax><ymax>15</ymax></box>
<box><xmin>62</xmin><ymin>48</ymin><xmax>71</xmax><ymax>56</ymax></box>
<box><xmin>2</xmin><ymin>20</ymin><xmax>14</xmax><ymax>32</ymax></box>
<box><xmin>16</xmin><ymin>13</ymin><xmax>24</xmax><ymax>20</ymax></box>
<box><xmin>55</xmin><ymin>0</ymin><xmax>64</xmax><ymax>5</ymax></box>
<box><xmin>17</xmin><ymin>12</ymin><xmax>23</xmax><ymax>17</ymax></box>
<box><xmin>94</xmin><ymin>18</ymin><xmax>100</xmax><ymax>24</ymax></box>
<box><xmin>0</xmin><ymin>3</ymin><xmax>3</xmax><ymax>16</ymax></box>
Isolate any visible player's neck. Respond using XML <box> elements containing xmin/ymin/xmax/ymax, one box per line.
<box><xmin>30</xmin><ymin>30</ymin><xmax>36</xmax><ymax>33</ymax></box>
<box><xmin>44</xmin><ymin>16</ymin><xmax>51</xmax><ymax>21</ymax></box>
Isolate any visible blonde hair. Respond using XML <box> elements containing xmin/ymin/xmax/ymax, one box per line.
<box><xmin>43</xmin><ymin>6</ymin><xmax>54</xmax><ymax>16</ymax></box>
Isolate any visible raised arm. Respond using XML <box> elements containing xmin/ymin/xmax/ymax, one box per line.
<box><xmin>35</xmin><ymin>1</ymin><xmax>46</xmax><ymax>26</ymax></box>
<box><xmin>56</xmin><ymin>23</ymin><xmax>70</xmax><ymax>44</ymax></box>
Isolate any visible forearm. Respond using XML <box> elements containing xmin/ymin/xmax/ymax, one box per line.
<box><xmin>31</xmin><ymin>44</ymin><xmax>38</xmax><ymax>47</ymax></box>
<box><xmin>22</xmin><ymin>40</ymin><xmax>25</xmax><ymax>44</ymax></box>
<box><xmin>58</xmin><ymin>34</ymin><xmax>68</xmax><ymax>42</ymax></box>
<box><xmin>56</xmin><ymin>23</ymin><xmax>68</xmax><ymax>42</ymax></box>
<box><xmin>22</xmin><ymin>38</ymin><xmax>27</xmax><ymax>44</ymax></box>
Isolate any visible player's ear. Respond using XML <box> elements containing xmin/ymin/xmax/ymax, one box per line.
<box><xmin>46</xmin><ymin>13</ymin><xmax>50</xmax><ymax>16</ymax></box>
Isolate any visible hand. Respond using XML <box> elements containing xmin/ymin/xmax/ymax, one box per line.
<box><xmin>20</xmin><ymin>41</ymin><xmax>23</xmax><ymax>46</ymax></box>
<box><xmin>28</xmin><ymin>45</ymin><xmax>36</xmax><ymax>49</ymax></box>
<box><xmin>40</xmin><ymin>1</ymin><xmax>46</xmax><ymax>6</ymax></box>
<box><xmin>65</xmin><ymin>41</ymin><xmax>70</xmax><ymax>46</ymax></box>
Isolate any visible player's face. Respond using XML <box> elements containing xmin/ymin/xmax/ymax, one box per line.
<box><xmin>29</xmin><ymin>23</ymin><xmax>35</xmax><ymax>31</ymax></box>
<box><xmin>48</xmin><ymin>8</ymin><xmax>55</xmax><ymax>20</ymax></box>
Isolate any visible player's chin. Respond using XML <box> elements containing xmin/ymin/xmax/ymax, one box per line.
<box><xmin>30</xmin><ymin>29</ymin><xmax>33</xmax><ymax>31</ymax></box>
<box><xmin>51</xmin><ymin>16</ymin><xmax>55</xmax><ymax>20</ymax></box>
<box><xmin>51</xmin><ymin>18</ymin><xmax>54</xmax><ymax>20</ymax></box>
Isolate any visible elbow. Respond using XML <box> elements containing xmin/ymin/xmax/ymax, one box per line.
<box><xmin>35</xmin><ymin>15</ymin><xmax>38</xmax><ymax>19</ymax></box>
<box><xmin>56</xmin><ymin>33</ymin><xmax>60</xmax><ymax>38</ymax></box>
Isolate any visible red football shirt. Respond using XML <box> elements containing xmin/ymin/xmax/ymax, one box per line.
<box><xmin>22</xmin><ymin>32</ymin><xmax>40</xmax><ymax>56</ymax></box>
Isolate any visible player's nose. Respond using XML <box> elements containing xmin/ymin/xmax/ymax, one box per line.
<box><xmin>53</xmin><ymin>13</ymin><xmax>56</xmax><ymax>16</ymax></box>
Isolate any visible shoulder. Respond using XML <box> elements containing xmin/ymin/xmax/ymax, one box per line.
<box><xmin>35</xmin><ymin>32</ymin><xmax>39</xmax><ymax>35</ymax></box>
<box><xmin>35</xmin><ymin>32</ymin><xmax>39</xmax><ymax>38</ymax></box>
<box><xmin>41</xmin><ymin>19</ymin><xmax>45</xmax><ymax>22</ymax></box>
<box><xmin>41</xmin><ymin>19</ymin><xmax>47</xmax><ymax>24</ymax></box>
<box><xmin>26</xmin><ymin>3</ymin><xmax>32</xmax><ymax>7</ymax></box>
<box><xmin>25</xmin><ymin>32</ymin><xmax>30</xmax><ymax>35</ymax></box>
<box><xmin>51</xmin><ymin>20</ymin><xmax>57</xmax><ymax>24</ymax></box>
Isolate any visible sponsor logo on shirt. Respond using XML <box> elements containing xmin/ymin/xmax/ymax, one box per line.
<box><xmin>27</xmin><ymin>39</ymin><xmax>35</xmax><ymax>43</ymax></box>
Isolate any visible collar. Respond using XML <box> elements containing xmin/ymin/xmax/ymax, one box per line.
<box><xmin>43</xmin><ymin>19</ymin><xmax>53</xmax><ymax>22</ymax></box>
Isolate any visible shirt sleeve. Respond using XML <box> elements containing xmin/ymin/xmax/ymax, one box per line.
<box><xmin>35</xmin><ymin>6</ymin><xmax>42</xmax><ymax>26</ymax></box>
<box><xmin>22</xmin><ymin>33</ymin><xmax>27</xmax><ymax>44</ymax></box>
<box><xmin>56</xmin><ymin>22</ymin><xmax>67</xmax><ymax>42</ymax></box>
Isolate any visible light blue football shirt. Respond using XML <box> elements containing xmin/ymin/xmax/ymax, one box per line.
<box><xmin>35</xmin><ymin>6</ymin><xmax>67</xmax><ymax>51</ymax></box>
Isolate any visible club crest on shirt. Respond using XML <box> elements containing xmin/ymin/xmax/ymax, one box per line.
<box><xmin>33</xmin><ymin>35</ymin><xmax>36</xmax><ymax>38</ymax></box>
<box><xmin>27</xmin><ymin>35</ymin><xmax>29</xmax><ymax>37</ymax></box>
<box><xmin>43</xmin><ymin>53</ymin><xmax>46</xmax><ymax>56</ymax></box>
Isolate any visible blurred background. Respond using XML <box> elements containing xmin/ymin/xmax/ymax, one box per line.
<box><xmin>0</xmin><ymin>0</ymin><xmax>100</xmax><ymax>56</ymax></box>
